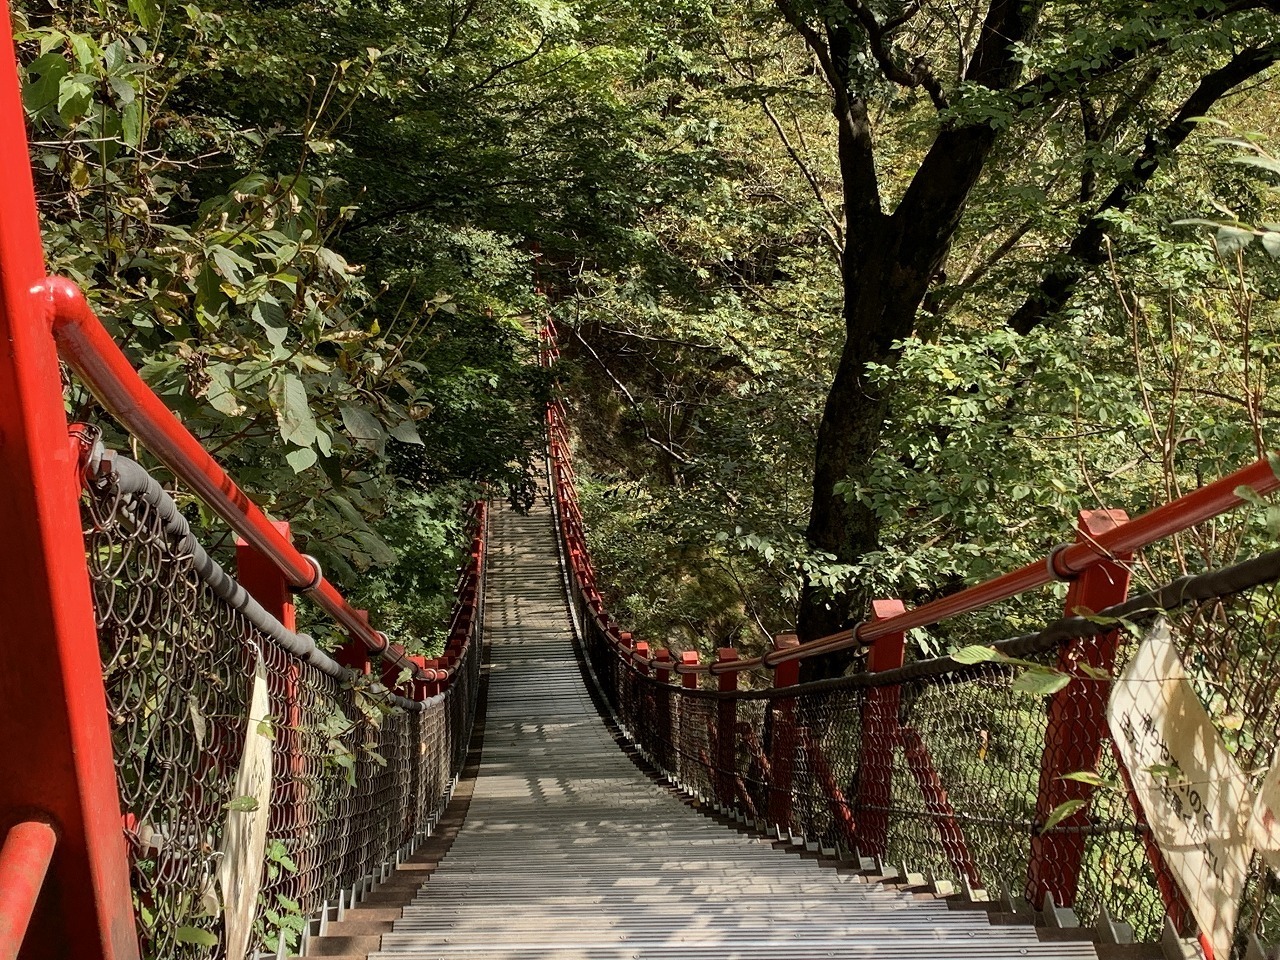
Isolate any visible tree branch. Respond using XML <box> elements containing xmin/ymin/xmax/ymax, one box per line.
<box><xmin>465</xmin><ymin>31</ymin><xmax>550</xmax><ymax>94</ymax></box>
<box><xmin>843</xmin><ymin>0</ymin><xmax>947</xmax><ymax>109</ymax></box>
<box><xmin>894</xmin><ymin>0</ymin><xmax>1043</xmax><ymax>236</ymax></box>
<box><xmin>570</xmin><ymin>325</ymin><xmax>693</xmax><ymax>466</ymax></box>
<box><xmin>1009</xmin><ymin>42</ymin><xmax>1280</xmax><ymax>335</ymax></box>
<box><xmin>758</xmin><ymin>96</ymin><xmax>845</xmax><ymax>263</ymax></box>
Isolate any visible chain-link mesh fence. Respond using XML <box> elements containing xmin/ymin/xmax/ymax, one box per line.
<box><xmin>83</xmin><ymin>450</ymin><xmax>482</xmax><ymax>959</ymax></box>
<box><xmin>575</xmin><ymin>563</ymin><xmax>1280</xmax><ymax>955</ymax></box>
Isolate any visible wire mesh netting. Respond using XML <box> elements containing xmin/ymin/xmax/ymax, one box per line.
<box><xmin>83</xmin><ymin>458</ymin><xmax>481</xmax><ymax>958</ymax></box>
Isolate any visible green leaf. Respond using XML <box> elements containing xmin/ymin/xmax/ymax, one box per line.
<box><xmin>204</xmin><ymin>364</ymin><xmax>243</xmax><ymax>417</ymax></box>
<box><xmin>210</xmin><ymin>245</ymin><xmax>252</xmax><ymax>287</ymax></box>
<box><xmin>1075</xmin><ymin>662</ymin><xmax>1110</xmax><ymax>681</ymax></box>
<box><xmin>193</xmin><ymin>262</ymin><xmax>226</xmax><ymax>322</ymax></box>
<box><xmin>340</xmin><ymin>405</ymin><xmax>385</xmax><ymax>452</ymax></box>
<box><xmin>1267</xmin><ymin>505</ymin><xmax>1280</xmax><ymax>539</ymax></box>
<box><xmin>56</xmin><ymin>75</ymin><xmax>93</xmax><ymax>123</ymax></box>
<box><xmin>1215</xmin><ymin>225</ymin><xmax>1254</xmax><ymax>255</ymax></box>
<box><xmin>252</xmin><ymin>300</ymin><xmax>289</xmax><ymax>349</ymax></box>
<box><xmin>1011</xmin><ymin>667</ymin><xmax>1072</xmax><ymax>696</ymax></box>
<box><xmin>67</xmin><ymin>33</ymin><xmax>100</xmax><ymax>69</ymax></box>
<box><xmin>22</xmin><ymin>53</ymin><xmax>70</xmax><ymax>114</ymax></box>
<box><xmin>128</xmin><ymin>0</ymin><xmax>161</xmax><ymax>29</ymax></box>
<box><xmin>1059</xmin><ymin>770</ymin><xmax>1109</xmax><ymax>788</ymax></box>
<box><xmin>1262</xmin><ymin>232</ymin><xmax>1280</xmax><ymax>259</ymax></box>
<box><xmin>390</xmin><ymin>420</ymin><xmax>424</xmax><ymax>445</ymax></box>
<box><xmin>122</xmin><ymin>99</ymin><xmax>143</xmax><ymax>147</ymax></box>
<box><xmin>1235</xmin><ymin>484</ymin><xmax>1267</xmax><ymax>507</ymax></box>
<box><xmin>352</xmin><ymin>530</ymin><xmax>397</xmax><ymax>565</ymax></box>
<box><xmin>271</xmin><ymin>371</ymin><xmax>317</xmax><ymax>447</ymax></box>
<box><xmin>174</xmin><ymin>926</ymin><xmax>218</xmax><ymax>947</ymax></box>
<box><xmin>951</xmin><ymin>644</ymin><xmax>1002</xmax><ymax>664</ymax></box>
<box><xmin>1234</xmin><ymin>154</ymin><xmax>1280</xmax><ymax>178</ymax></box>
<box><xmin>285</xmin><ymin>445</ymin><xmax>318</xmax><ymax>473</ymax></box>
<box><xmin>1040</xmin><ymin>798</ymin><xmax>1087</xmax><ymax>833</ymax></box>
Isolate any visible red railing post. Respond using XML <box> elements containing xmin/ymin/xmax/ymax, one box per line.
<box><xmin>768</xmin><ymin>633</ymin><xmax>800</xmax><ymax>831</ymax></box>
<box><xmin>714</xmin><ymin>648</ymin><xmax>738</xmax><ymax>808</ymax></box>
<box><xmin>235</xmin><ymin>520</ymin><xmax>298</xmax><ymax>633</ymax></box>
<box><xmin>334</xmin><ymin>609</ymin><xmax>375</xmax><ymax>674</ymax></box>
<box><xmin>679</xmin><ymin>652</ymin><xmax>699</xmax><ymax>787</ymax></box>
<box><xmin>855</xmin><ymin>599</ymin><xmax>906</xmax><ymax>860</ymax></box>
<box><xmin>654</xmin><ymin>649</ymin><xmax>671</xmax><ymax>684</ymax></box>
<box><xmin>653</xmin><ymin>649</ymin><xmax>673</xmax><ymax>770</ymax></box>
<box><xmin>1027</xmin><ymin>510</ymin><xmax>1136</xmax><ymax>907</ymax></box>
<box><xmin>681</xmin><ymin>651</ymin><xmax>699</xmax><ymax>690</ymax></box>
<box><xmin>0</xmin><ymin>6</ymin><xmax>139</xmax><ymax>955</ymax></box>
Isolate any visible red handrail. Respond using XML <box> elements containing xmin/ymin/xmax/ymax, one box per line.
<box><xmin>44</xmin><ymin>277</ymin><xmax>433</xmax><ymax>683</ymax></box>
<box><xmin>752</xmin><ymin>452</ymin><xmax>1280</xmax><ymax>672</ymax></box>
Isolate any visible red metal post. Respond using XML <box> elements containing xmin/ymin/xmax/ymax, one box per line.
<box><xmin>654</xmin><ymin>649</ymin><xmax>673</xmax><ymax>770</ymax></box>
<box><xmin>679</xmin><ymin>651</ymin><xmax>700</xmax><ymax>788</ymax></box>
<box><xmin>768</xmin><ymin>634</ymin><xmax>801</xmax><ymax>830</ymax></box>
<box><xmin>898</xmin><ymin>729</ymin><xmax>982</xmax><ymax>886</ymax></box>
<box><xmin>0</xmin><ymin>7</ymin><xmax>139</xmax><ymax>956</ymax></box>
<box><xmin>1027</xmin><ymin>510</ymin><xmax>1135</xmax><ymax>906</ymax></box>
<box><xmin>235</xmin><ymin>521</ymin><xmax>297</xmax><ymax>634</ymax></box>
<box><xmin>634</xmin><ymin>642</ymin><xmax>650</xmax><ymax>676</ymax></box>
<box><xmin>0</xmin><ymin>819</ymin><xmax>58</xmax><ymax>959</ymax></box>
<box><xmin>681</xmin><ymin>651</ymin><xmax>699</xmax><ymax>690</ymax></box>
<box><xmin>655</xmin><ymin>649</ymin><xmax>671</xmax><ymax>684</ymax></box>
<box><xmin>855</xmin><ymin>599</ymin><xmax>907</xmax><ymax>859</ymax></box>
<box><xmin>715</xmin><ymin>648</ymin><xmax>739</xmax><ymax>807</ymax></box>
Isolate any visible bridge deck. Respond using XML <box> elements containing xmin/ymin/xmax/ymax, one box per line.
<box><xmin>372</xmin><ymin>492</ymin><xmax>1097</xmax><ymax>960</ymax></box>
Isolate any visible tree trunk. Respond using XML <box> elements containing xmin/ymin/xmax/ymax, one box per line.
<box><xmin>798</xmin><ymin>224</ymin><xmax>950</xmax><ymax>676</ymax></box>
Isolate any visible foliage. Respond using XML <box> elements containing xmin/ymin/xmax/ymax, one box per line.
<box><xmin>15</xmin><ymin>0</ymin><xmax>570</xmax><ymax>647</ymax></box>
<box><xmin>554</xmin><ymin>0</ymin><xmax>1280</xmax><ymax>663</ymax></box>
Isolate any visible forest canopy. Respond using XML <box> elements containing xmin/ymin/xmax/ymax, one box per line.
<box><xmin>17</xmin><ymin>0</ymin><xmax>1280</xmax><ymax>662</ymax></box>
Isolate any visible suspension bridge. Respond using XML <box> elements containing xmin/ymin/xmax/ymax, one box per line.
<box><xmin>3</xmin><ymin>5</ymin><xmax>1280</xmax><ymax>960</ymax></box>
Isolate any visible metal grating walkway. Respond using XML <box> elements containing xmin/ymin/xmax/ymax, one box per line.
<box><xmin>372</xmin><ymin>492</ymin><xmax>1098</xmax><ymax>960</ymax></box>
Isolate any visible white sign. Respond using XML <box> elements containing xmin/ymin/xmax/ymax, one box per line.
<box><xmin>218</xmin><ymin>654</ymin><xmax>275</xmax><ymax>960</ymax></box>
<box><xmin>1107</xmin><ymin>619</ymin><xmax>1254</xmax><ymax>960</ymax></box>
<box><xmin>1252</xmin><ymin>745</ymin><xmax>1280</xmax><ymax>874</ymax></box>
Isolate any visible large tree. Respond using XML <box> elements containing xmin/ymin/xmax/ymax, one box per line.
<box><xmin>782</xmin><ymin>0</ymin><xmax>1280</xmax><ymax>653</ymax></box>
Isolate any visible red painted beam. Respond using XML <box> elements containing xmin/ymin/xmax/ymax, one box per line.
<box><xmin>856</xmin><ymin>599</ymin><xmax>906</xmax><ymax>858</ymax></box>
<box><xmin>898</xmin><ymin>728</ymin><xmax>982</xmax><ymax>887</ymax></box>
<box><xmin>768</xmin><ymin>634</ymin><xmax>801</xmax><ymax>830</ymax></box>
<box><xmin>0</xmin><ymin>4</ymin><xmax>139</xmax><ymax>954</ymax></box>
